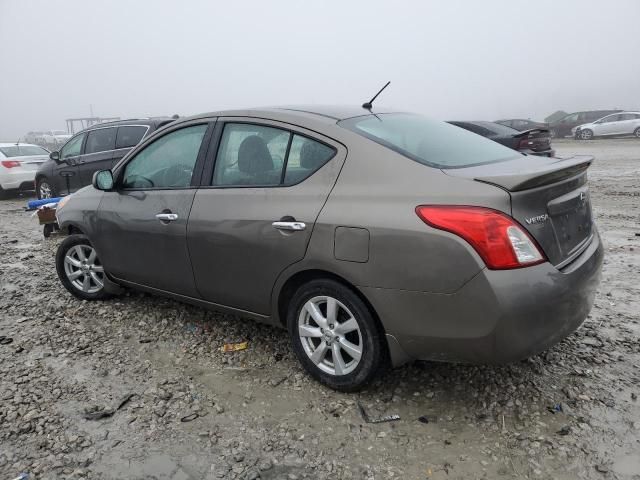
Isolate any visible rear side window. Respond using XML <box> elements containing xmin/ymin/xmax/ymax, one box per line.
<box><xmin>340</xmin><ymin>114</ymin><xmax>519</xmax><ymax>169</ymax></box>
<box><xmin>116</xmin><ymin>126</ymin><xmax>148</xmax><ymax>149</ymax></box>
<box><xmin>122</xmin><ymin>124</ymin><xmax>207</xmax><ymax>189</ymax></box>
<box><xmin>213</xmin><ymin>123</ymin><xmax>335</xmax><ymax>186</ymax></box>
<box><xmin>284</xmin><ymin>135</ymin><xmax>335</xmax><ymax>184</ymax></box>
<box><xmin>85</xmin><ymin>128</ymin><xmax>116</xmax><ymax>154</ymax></box>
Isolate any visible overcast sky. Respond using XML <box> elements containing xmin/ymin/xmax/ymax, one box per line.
<box><xmin>1</xmin><ymin>0</ymin><xmax>639</xmax><ymax>139</ymax></box>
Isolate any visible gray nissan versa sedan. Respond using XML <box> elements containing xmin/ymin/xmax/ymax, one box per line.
<box><xmin>53</xmin><ymin>106</ymin><xmax>603</xmax><ymax>391</ymax></box>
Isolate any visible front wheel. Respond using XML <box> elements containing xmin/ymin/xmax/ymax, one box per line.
<box><xmin>579</xmin><ymin>129</ymin><xmax>594</xmax><ymax>140</ymax></box>
<box><xmin>287</xmin><ymin>279</ymin><xmax>387</xmax><ymax>391</ymax></box>
<box><xmin>36</xmin><ymin>177</ymin><xmax>56</xmax><ymax>200</ymax></box>
<box><xmin>56</xmin><ymin>235</ymin><xmax>112</xmax><ymax>301</ymax></box>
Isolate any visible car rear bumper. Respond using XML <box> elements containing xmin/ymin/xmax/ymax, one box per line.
<box><xmin>0</xmin><ymin>170</ymin><xmax>37</xmax><ymax>190</ymax></box>
<box><xmin>362</xmin><ymin>229</ymin><xmax>603</xmax><ymax>366</ymax></box>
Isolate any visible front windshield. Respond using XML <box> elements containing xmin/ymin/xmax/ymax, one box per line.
<box><xmin>0</xmin><ymin>145</ymin><xmax>49</xmax><ymax>157</ymax></box>
<box><xmin>339</xmin><ymin>113</ymin><xmax>520</xmax><ymax>169</ymax></box>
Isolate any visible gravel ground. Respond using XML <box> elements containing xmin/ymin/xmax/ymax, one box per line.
<box><xmin>1</xmin><ymin>138</ymin><xmax>639</xmax><ymax>480</ymax></box>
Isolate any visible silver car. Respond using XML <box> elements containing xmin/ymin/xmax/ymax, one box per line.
<box><xmin>54</xmin><ymin>106</ymin><xmax>603</xmax><ymax>391</ymax></box>
<box><xmin>574</xmin><ymin>111</ymin><xmax>640</xmax><ymax>140</ymax></box>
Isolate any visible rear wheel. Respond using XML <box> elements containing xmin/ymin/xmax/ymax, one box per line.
<box><xmin>287</xmin><ymin>279</ymin><xmax>386</xmax><ymax>391</ymax></box>
<box><xmin>36</xmin><ymin>177</ymin><xmax>56</xmax><ymax>200</ymax></box>
<box><xmin>579</xmin><ymin>129</ymin><xmax>594</xmax><ymax>140</ymax></box>
<box><xmin>56</xmin><ymin>235</ymin><xmax>112</xmax><ymax>301</ymax></box>
<box><xmin>634</xmin><ymin>127</ymin><xmax>640</xmax><ymax>138</ymax></box>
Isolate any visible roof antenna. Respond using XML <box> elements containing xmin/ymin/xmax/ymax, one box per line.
<box><xmin>362</xmin><ymin>81</ymin><xmax>391</xmax><ymax>110</ymax></box>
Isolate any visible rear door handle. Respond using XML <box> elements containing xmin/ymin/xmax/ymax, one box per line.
<box><xmin>272</xmin><ymin>221</ymin><xmax>306</xmax><ymax>231</ymax></box>
<box><xmin>156</xmin><ymin>213</ymin><xmax>179</xmax><ymax>222</ymax></box>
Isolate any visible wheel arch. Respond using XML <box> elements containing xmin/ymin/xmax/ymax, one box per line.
<box><xmin>276</xmin><ymin>268</ymin><xmax>384</xmax><ymax>332</ymax></box>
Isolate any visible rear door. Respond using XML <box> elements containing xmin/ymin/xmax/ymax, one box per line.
<box><xmin>611</xmin><ymin>113</ymin><xmax>638</xmax><ymax>135</ymax></box>
<box><xmin>187</xmin><ymin>118</ymin><xmax>346</xmax><ymax>314</ymax></box>
<box><xmin>78</xmin><ymin>127</ymin><xmax>117</xmax><ymax>185</ymax></box>
<box><xmin>94</xmin><ymin>121</ymin><xmax>212</xmax><ymax>297</ymax></box>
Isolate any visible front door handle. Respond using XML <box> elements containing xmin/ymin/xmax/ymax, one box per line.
<box><xmin>156</xmin><ymin>213</ymin><xmax>179</xmax><ymax>222</ymax></box>
<box><xmin>272</xmin><ymin>221</ymin><xmax>306</xmax><ymax>231</ymax></box>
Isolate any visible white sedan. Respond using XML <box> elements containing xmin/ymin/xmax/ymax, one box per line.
<box><xmin>573</xmin><ymin>112</ymin><xmax>640</xmax><ymax>140</ymax></box>
<box><xmin>0</xmin><ymin>143</ymin><xmax>50</xmax><ymax>198</ymax></box>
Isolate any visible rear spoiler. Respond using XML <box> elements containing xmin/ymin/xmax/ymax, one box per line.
<box><xmin>511</xmin><ymin>128</ymin><xmax>549</xmax><ymax>138</ymax></box>
<box><xmin>474</xmin><ymin>155</ymin><xmax>593</xmax><ymax>192</ymax></box>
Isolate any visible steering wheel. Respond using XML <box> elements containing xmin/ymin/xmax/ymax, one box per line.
<box><xmin>125</xmin><ymin>174</ymin><xmax>154</xmax><ymax>188</ymax></box>
<box><xmin>161</xmin><ymin>164</ymin><xmax>193</xmax><ymax>187</ymax></box>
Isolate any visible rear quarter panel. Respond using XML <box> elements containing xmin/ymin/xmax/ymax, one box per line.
<box><xmin>273</xmin><ymin>136</ymin><xmax>512</xmax><ymax>303</ymax></box>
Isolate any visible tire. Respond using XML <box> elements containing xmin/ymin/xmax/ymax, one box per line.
<box><xmin>579</xmin><ymin>129</ymin><xmax>594</xmax><ymax>140</ymax></box>
<box><xmin>56</xmin><ymin>235</ymin><xmax>113</xmax><ymax>301</ymax></box>
<box><xmin>287</xmin><ymin>278</ymin><xmax>387</xmax><ymax>391</ymax></box>
<box><xmin>634</xmin><ymin>127</ymin><xmax>640</xmax><ymax>138</ymax></box>
<box><xmin>36</xmin><ymin>177</ymin><xmax>57</xmax><ymax>200</ymax></box>
<box><xmin>0</xmin><ymin>187</ymin><xmax>9</xmax><ymax>200</ymax></box>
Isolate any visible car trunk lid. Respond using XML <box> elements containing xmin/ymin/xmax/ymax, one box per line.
<box><xmin>444</xmin><ymin>155</ymin><xmax>594</xmax><ymax>267</ymax></box>
<box><xmin>15</xmin><ymin>155</ymin><xmax>48</xmax><ymax>171</ymax></box>
<box><xmin>513</xmin><ymin>128</ymin><xmax>552</xmax><ymax>153</ymax></box>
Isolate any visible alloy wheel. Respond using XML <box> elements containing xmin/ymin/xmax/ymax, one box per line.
<box><xmin>39</xmin><ymin>182</ymin><xmax>52</xmax><ymax>199</ymax></box>
<box><xmin>580</xmin><ymin>129</ymin><xmax>593</xmax><ymax>140</ymax></box>
<box><xmin>297</xmin><ymin>295</ymin><xmax>363</xmax><ymax>376</ymax></box>
<box><xmin>63</xmin><ymin>244</ymin><xmax>104</xmax><ymax>294</ymax></box>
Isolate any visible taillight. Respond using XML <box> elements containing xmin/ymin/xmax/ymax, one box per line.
<box><xmin>518</xmin><ymin>137</ymin><xmax>532</xmax><ymax>149</ymax></box>
<box><xmin>1</xmin><ymin>160</ymin><xmax>20</xmax><ymax>168</ymax></box>
<box><xmin>415</xmin><ymin>205</ymin><xmax>546</xmax><ymax>270</ymax></box>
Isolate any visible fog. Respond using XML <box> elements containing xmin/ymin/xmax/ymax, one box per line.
<box><xmin>1</xmin><ymin>0</ymin><xmax>639</xmax><ymax>139</ymax></box>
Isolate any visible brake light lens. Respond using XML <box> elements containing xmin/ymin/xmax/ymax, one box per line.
<box><xmin>415</xmin><ymin>205</ymin><xmax>545</xmax><ymax>270</ymax></box>
<box><xmin>1</xmin><ymin>160</ymin><xmax>21</xmax><ymax>168</ymax></box>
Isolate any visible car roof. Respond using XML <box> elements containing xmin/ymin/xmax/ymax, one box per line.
<box><xmin>170</xmin><ymin>105</ymin><xmax>399</xmax><ymax>132</ymax></box>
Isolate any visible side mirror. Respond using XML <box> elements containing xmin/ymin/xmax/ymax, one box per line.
<box><xmin>49</xmin><ymin>151</ymin><xmax>62</xmax><ymax>163</ymax></box>
<box><xmin>93</xmin><ymin>170</ymin><xmax>114</xmax><ymax>191</ymax></box>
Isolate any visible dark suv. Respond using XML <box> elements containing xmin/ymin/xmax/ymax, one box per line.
<box><xmin>35</xmin><ymin>117</ymin><xmax>175</xmax><ymax>198</ymax></box>
<box><xmin>548</xmin><ymin>110</ymin><xmax>621</xmax><ymax>138</ymax></box>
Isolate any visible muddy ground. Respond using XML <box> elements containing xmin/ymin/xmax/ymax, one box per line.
<box><xmin>0</xmin><ymin>138</ymin><xmax>638</xmax><ymax>479</ymax></box>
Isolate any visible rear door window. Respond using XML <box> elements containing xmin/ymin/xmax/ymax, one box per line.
<box><xmin>340</xmin><ymin>114</ymin><xmax>520</xmax><ymax>169</ymax></box>
<box><xmin>213</xmin><ymin>123</ymin><xmax>290</xmax><ymax>186</ymax></box>
<box><xmin>116</xmin><ymin>126</ymin><xmax>148</xmax><ymax>149</ymax></box>
<box><xmin>212</xmin><ymin>123</ymin><xmax>336</xmax><ymax>186</ymax></box>
<box><xmin>85</xmin><ymin>128</ymin><xmax>117</xmax><ymax>154</ymax></box>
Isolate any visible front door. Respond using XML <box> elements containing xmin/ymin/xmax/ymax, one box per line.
<box><xmin>93</xmin><ymin>122</ymin><xmax>211</xmax><ymax>297</ymax></box>
<box><xmin>78</xmin><ymin>126</ymin><xmax>117</xmax><ymax>186</ymax></box>
<box><xmin>187</xmin><ymin>119</ymin><xmax>346</xmax><ymax>314</ymax></box>
<box><xmin>55</xmin><ymin>132</ymin><xmax>86</xmax><ymax>194</ymax></box>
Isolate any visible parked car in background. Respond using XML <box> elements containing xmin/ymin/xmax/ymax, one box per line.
<box><xmin>24</xmin><ymin>131</ymin><xmax>46</xmax><ymax>144</ymax></box>
<box><xmin>41</xmin><ymin>130</ymin><xmax>72</xmax><ymax>147</ymax></box>
<box><xmin>54</xmin><ymin>106</ymin><xmax>602</xmax><ymax>390</ymax></box>
<box><xmin>0</xmin><ymin>143</ymin><xmax>49</xmax><ymax>198</ymax></box>
<box><xmin>35</xmin><ymin>117</ymin><xmax>175</xmax><ymax>198</ymax></box>
<box><xmin>448</xmin><ymin>121</ymin><xmax>554</xmax><ymax>157</ymax></box>
<box><xmin>494</xmin><ymin>119</ymin><xmax>548</xmax><ymax>131</ymax></box>
<box><xmin>573</xmin><ymin>112</ymin><xmax>640</xmax><ymax>140</ymax></box>
<box><xmin>548</xmin><ymin>110</ymin><xmax>621</xmax><ymax>138</ymax></box>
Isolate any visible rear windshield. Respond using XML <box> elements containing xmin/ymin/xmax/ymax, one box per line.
<box><xmin>339</xmin><ymin>113</ymin><xmax>520</xmax><ymax>169</ymax></box>
<box><xmin>474</xmin><ymin>121</ymin><xmax>519</xmax><ymax>135</ymax></box>
<box><xmin>0</xmin><ymin>145</ymin><xmax>49</xmax><ymax>157</ymax></box>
